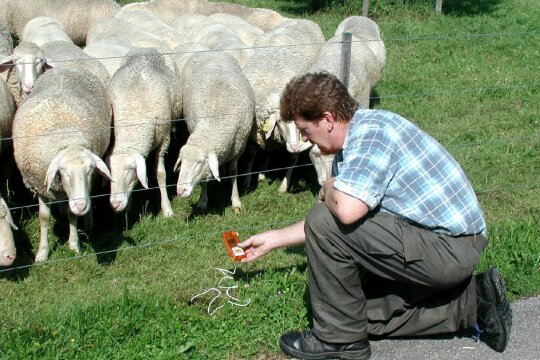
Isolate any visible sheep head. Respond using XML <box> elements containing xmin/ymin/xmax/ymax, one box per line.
<box><xmin>0</xmin><ymin>42</ymin><xmax>53</xmax><ymax>94</ymax></box>
<box><xmin>45</xmin><ymin>146</ymin><xmax>112</xmax><ymax>216</ymax></box>
<box><xmin>108</xmin><ymin>150</ymin><xmax>148</xmax><ymax>213</ymax></box>
<box><xmin>174</xmin><ymin>144</ymin><xmax>220</xmax><ymax>198</ymax></box>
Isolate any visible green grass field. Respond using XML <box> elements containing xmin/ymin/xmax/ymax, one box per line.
<box><xmin>1</xmin><ymin>0</ymin><xmax>539</xmax><ymax>359</ymax></box>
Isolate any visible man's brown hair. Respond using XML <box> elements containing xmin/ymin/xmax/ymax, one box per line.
<box><xmin>280</xmin><ymin>72</ymin><xmax>359</xmax><ymax>123</ymax></box>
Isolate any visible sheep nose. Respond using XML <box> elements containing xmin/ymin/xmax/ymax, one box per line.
<box><xmin>75</xmin><ymin>202</ymin><xmax>88</xmax><ymax>213</ymax></box>
<box><xmin>111</xmin><ymin>200</ymin><xmax>122</xmax><ymax>211</ymax></box>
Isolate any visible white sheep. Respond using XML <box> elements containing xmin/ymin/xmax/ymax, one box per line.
<box><xmin>6</xmin><ymin>0</ymin><xmax>120</xmax><ymax>46</ymax></box>
<box><xmin>115</xmin><ymin>9</ymin><xmax>184</xmax><ymax>50</ymax></box>
<box><xmin>209</xmin><ymin>2</ymin><xmax>287</xmax><ymax>32</ymax></box>
<box><xmin>86</xmin><ymin>16</ymin><xmax>171</xmax><ymax>51</ymax></box>
<box><xmin>309</xmin><ymin>34</ymin><xmax>381</xmax><ymax>109</ymax></box>
<box><xmin>242</xmin><ymin>19</ymin><xmax>324</xmax><ymax>192</ymax></box>
<box><xmin>198</xmin><ymin>30</ymin><xmax>249</xmax><ymax>68</ymax></box>
<box><xmin>40</xmin><ymin>40</ymin><xmax>111</xmax><ymax>90</ymax></box>
<box><xmin>335</xmin><ymin>16</ymin><xmax>387</xmax><ymax>73</ymax></box>
<box><xmin>83</xmin><ymin>36</ymin><xmax>134</xmax><ymax>77</ymax></box>
<box><xmin>0</xmin><ymin>78</ymin><xmax>15</xmax><ymax>157</ymax></box>
<box><xmin>0</xmin><ymin>21</ymin><xmax>21</xmax><ymax>105</ymax></box>
<box><xmin>119</xmin><ymin>0</ymin><xmax>212</xmax><ymax>27</ymax></box>
<box><xmin>21</xmin><ymin>16</ymin><xmax>73</xmax><ymax>47</ymax></box>
<box><xmin>0</xmin><ymin>195</ymin><xmax>17</xmax><ymax>266</ymax></box>
<box><xmin>208</xmin><ymin>13</ymin><xmax>263</xmax><ymax>47</ymax></box>
<box><xmin>170</xmin><ymin>42</ymin><xmax>209</xmax><ymax>76</ymax></box>
<box><xmin>12</xmin><ymin>66</ymin><xmax>112</xmax><ymax>262</ymax></box>
<box><xmin>175</xmin><ymin>51</ymin><xmax>254</xmax><ymax>213</ymax></box>
<box><xmin>0</xmin><ymin>39</ymin><xmax>110</xmax><ymax>97</ymax></box>
<box><xmin>108</xmin><ymin>47</ymin><xmax>181</xmax><ymax>218</ymax></box>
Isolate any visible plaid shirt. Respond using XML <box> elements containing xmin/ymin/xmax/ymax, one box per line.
<box><xmin>333</xmin><ymin>109</ymin><xmax>486</xmax><ymax>236</ymax></box>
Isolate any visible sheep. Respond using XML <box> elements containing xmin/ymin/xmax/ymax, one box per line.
<box><xmin>119</xmin><ymin>0</ymin><xmax>212</xmax><ymax>27</ymax></box>
<box><xmin>40</xmin><ymin>40</ymin><xmax>111</xmax><ymax>90</ymax></box>
<box><xmin>175</xmin><ymin>51</ymin><xmax>254</xmax><ymax>213</ymax></box>
<box><xmin>21</xmin><ymin>16</ymin><xmax>73</xmax><ymax>47</ymax></box>
<box><xmin>242</xmin><ymin>19</ymin><xmax>324</xmax><ymax>192</ymax></box>
<box><xmin>0</xmin><ymin>39</ymin><xmax>110</xmax><ymax>98</ymax></box>
<box><xmin>198</xmin><ymin>30</ymin><xmax>249</xmax><ymax>68</ymax></box>
<box><xmin>83</xmin><ymin>36</ymin><xmax>134</xmax><ymax>77</ymax></box>
<box><xmin>208</xmin><ymin>2</ymin><xmax>287</xmax><ymax>32</ymax></box>
<box><xmin>0</xmin><ymin>21</ymin><xmax>21</xmax><ymax>105</ymax></box>
<box><xmin>0</xmin><ymin>78</ymin><xmax>15</xmax><ymax>157</ymax></box>
<box><xmin>335</xmin><ymin>16</ymin><xmax>387</xmax><ymax>73</ymax></box>
<box><xmin>107</xmin><ymin>47</ymin><xmax>181</xmax><ymax>218</ymax></box>
<box><xmin>86</xmin><ymin>16</ymin><xmax>171</xmax><ymax>51</ymax></box>
<box><xmin>0</xmin><ymin>195</ymin><xmax>17</xmax><ymax>266</ymax></box>
<box><xmin>12</xmin><ymin>66</ymin><xmax>112</xmax><ymax>262</ymax></box>
<box><xmin>6</xmin><ymin>0</ymin><xmax>120</xmax><ymax>46</ymax></box>
<box><xmin>170</xmin><ymin>42</ymin><xmax>209</xmax><ymax>76</ymax></box>
<box><xmin>208</xmin><ymin>13</ymin><xmax>263</xmax><ymax>47</ymax></box>
<box><xmin>309</xmin><ymin>34</ymin><xmax>382</xmax><ymax>109</ymax></box>
<box><xmin>115</xmin><ymin>9</ymin><xmax>184</xmax><ymax>50</ymax></box>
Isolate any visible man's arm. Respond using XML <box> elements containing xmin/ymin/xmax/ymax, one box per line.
<box><xmin>322</xmin><ymin>177</ymin><xmax>369</xmax><ymax>225</ymax></box>
<box><xmin>238</xmin><ymin>220</ymin><xmax>306</xmax><ymax>262</ymax></box>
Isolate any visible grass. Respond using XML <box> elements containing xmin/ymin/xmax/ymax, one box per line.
<box><xmin>1</xmin><ymin>0</ymin><xmax>539</xmax><ymax>359</ymax></box>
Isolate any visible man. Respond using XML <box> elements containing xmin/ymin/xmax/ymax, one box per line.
<box><xmin>238</xmin><ymin>72</ymin><xmax>512</xmax><ymax>360</ymax></box>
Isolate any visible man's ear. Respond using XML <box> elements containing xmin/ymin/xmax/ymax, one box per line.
<box><xmin>322</xmin><ymin>111</ymin><xmax>335</xmax><ymax>131</ymax></box>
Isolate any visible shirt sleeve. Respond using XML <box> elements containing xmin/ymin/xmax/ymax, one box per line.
<box><xmin>334</xmin><ymin>121</ymin><xmax>397</xmax><ymax>210</ymax></box>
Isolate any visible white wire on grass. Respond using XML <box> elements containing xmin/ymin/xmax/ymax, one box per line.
<box><xmin>190</xmin><ymin>268</ymin><xmax>251</xmax><ymax>316</ymax></box>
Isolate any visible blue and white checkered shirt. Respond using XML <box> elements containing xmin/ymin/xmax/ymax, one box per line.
<box><xmin>333</xmin><ymin>109</ymin><xmax>486</xmax><ymax>236</ymax></box>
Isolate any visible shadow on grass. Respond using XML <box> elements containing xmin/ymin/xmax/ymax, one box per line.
<box><xmin>442</xmin><ymin>0</ymin><xmax>503</xmax><ymax>16</ymax></box>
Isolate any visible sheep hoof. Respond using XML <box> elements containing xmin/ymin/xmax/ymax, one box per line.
<box><xmin>35</xmin><ymin>249</ymin><xmax>48</xmax><ymax>263</ymax></box>
<box><xmin>233</xmin><ymin>207</ymin><xmax>242</xmax><ymax>214</ymax></box>
<box><xmin>162</xmin><ymin>208</ymin><xmax>174</xmax><ymax>218</ymax></box>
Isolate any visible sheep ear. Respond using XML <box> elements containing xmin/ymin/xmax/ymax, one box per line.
<box><xmin>173</xmin><ymin>157</ymin><xmax>181</xmax><ymax>172</ymax></box>
<box><xmin>0</xmin><ymin>198</ymin><xmax>17</xmax><ymax>230</ymax></box>
<box><xmin>0</xmin><ymin>55</ymin><xmax>15</xmax><ymax>74</ymax></box>
<box><xmin>208</xmin><ymin>152</ymin><xmax>220</xmax><ymax>182</ymax></box>
<box><xmin>134</xmin><ymin>153</ymin><xmax>148</xmax><ymax>189</ymax></box>
<box><xmin>265</xmin><ymin>113</ymin><xmax>278</xmax><ymax>139</ymax></box>
<box><xmin>91</xmin><ymin>153</ymin><xmax>113</xmax><ymax>182</ymax></box>
<box><xmin>44</xmin><ymin>58</ymin><xmax>55</xmax><ymax>70</ymax></box>
<box><xmin>45</xmin><ymin>153</ymin><xmax>63</xmax><ymax>191</ymax></box>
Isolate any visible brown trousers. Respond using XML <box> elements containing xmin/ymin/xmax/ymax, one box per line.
<box><xmin>304</xmin><ymin>203</ymin><xmax>488</xmax><ymax>343</ymax></box>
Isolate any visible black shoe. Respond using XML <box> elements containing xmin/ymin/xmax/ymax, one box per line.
<box><xmin>279</xmin><ymin>329</ymin><xmax>371</xmax><ymax>360</ymax></box>
<box><xmin>476</xmin><ymin>267</ymin><xmax>512</xmax><ymax>352</ymax></box>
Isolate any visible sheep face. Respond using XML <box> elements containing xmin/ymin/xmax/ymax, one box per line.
<box><xmin>0</xmin><ymin>43</ymin><xmax>50</xmax><ymax>94</ymax></box>
<box><xmin>0</xmin><ymin>197</ymin><xmax>17</xmax><ymax>267</ymax></box>
<box><xmin>108</xmin><ymin>151</ymin><xmax>148</xmax><ymax>213</ymax></box>
<box><xmin>46</xmin><ymin>147</ymin><xmax>112</xmax><ymax>216</ymax></box>
<box><xmin>174</xmin><ymin>145</ymin><xmax>220</xmax><ymax>198</ymax></box>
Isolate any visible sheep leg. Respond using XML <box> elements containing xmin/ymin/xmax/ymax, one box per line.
<box><xmin>243</xmin><ymin>142</ymin><xmax>258</xmax><ymax>189</ymax></box>
<box><xmin>197</xmin><ymin>182</ymin><xmax>208</xmax><ymax>211</ymax></box>
<box><xmin>35</xmin><ymin>196</ymin><xmax>51</xmax><ymax>262</ymax></box>
<box><xmin>156</xmin><ymin>149</ymin><xmax>173</xmax><ymax>217</ymax></box>
<box><xmin>229</xmin><ymin>158</ymin><xmax>242</xmax><ymax>213</ymax></box>
<box><xmin>279</xmin><ymin>152</ymin><xmax>299</xmax><ymax>193</ymax></box>
<box><xmin>67</xmin><ymin>208</ymin><xmax>81</xmax><ymax>254</ymax></box>
<box><xmin>258</xmin><ymin>154</ymin><xmax>271</xmax><ymax>182</ymax></box>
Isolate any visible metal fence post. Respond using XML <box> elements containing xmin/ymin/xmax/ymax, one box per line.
<box><xmin>340</xmin><ymin>32</ymin><xmax>352</xmax><ymax>88</ymax></box>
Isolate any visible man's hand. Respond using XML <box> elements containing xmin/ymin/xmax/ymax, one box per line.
<box><xmin>238</xmin><ymin>231</ymin><xmax>279</xmax><ymax>263</ymax></box>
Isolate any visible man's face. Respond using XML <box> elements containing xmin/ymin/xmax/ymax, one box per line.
<box><xmin>294</xmin><ymin>115</ymin><xmax>337</xmax><ymax>155</ymax></box>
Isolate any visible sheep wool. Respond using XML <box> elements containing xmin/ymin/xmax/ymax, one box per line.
<box><xmin>6</xmin><ymin>0</ymin><xmax>120</xmax><ymax>46</ymax></box>
<box><xmin>176</xmin><ymin>51</ymin><xmax>254</xmax><ymax>213</ymax></box>
<box><xmin>108</xmin><ymin>47</ymin><xmax>180</xmax><ymax>217</ymax></box>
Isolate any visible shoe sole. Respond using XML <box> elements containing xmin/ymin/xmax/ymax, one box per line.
<box><xmin>278</xmin><ymin>339</ymin><xmax>371</xmax><ymax>360</ymax></box>
<box><xmin>484</xmin><ymin>267</ymin><xmax>512</xmax><ymax>352</ymax></box>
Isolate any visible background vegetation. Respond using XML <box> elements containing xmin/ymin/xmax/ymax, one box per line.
<box><xmin>1</xmin><ymin>0</ymin><xmax>538</xmax><ymax>359</ymax></box>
